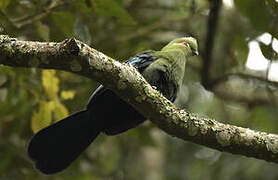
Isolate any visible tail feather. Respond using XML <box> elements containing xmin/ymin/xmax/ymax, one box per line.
<box><xmin>28</xmin><ymin>110</ymin><xmax>100</xmax><ymax>174</ymax></box>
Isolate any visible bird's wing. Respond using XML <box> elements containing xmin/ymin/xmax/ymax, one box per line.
<box><xmin>127</xmin><ymin>51</ymin><xmax>157</xmax><ymax>73</ymax></box>
<box><xmin>87</xmin><ymin>51</ymin><xmax>157</xmax><ymax>107</ymax></box>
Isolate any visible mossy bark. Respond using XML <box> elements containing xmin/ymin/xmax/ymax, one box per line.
<box><xmin>1</xmin><ymin>35</ymin><xmax>278</xmax><ymax>163</ymax></box>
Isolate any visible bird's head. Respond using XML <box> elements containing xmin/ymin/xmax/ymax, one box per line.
<box><xmin>162</xmin><ymin>37</ymin><xmax>199</xmax><ymax>57</ymax></box>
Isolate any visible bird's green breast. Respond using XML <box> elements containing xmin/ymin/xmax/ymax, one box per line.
<box><xmin>141</xmin><ymin>49</ymin><xmax>187</xmax><ymax>92</ymax></box>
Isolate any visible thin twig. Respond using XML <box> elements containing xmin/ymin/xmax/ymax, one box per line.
<box><xmin>211</xmin><ymin>72</ymin><xmax>278</xmax><ymax>106</ymax></box>
<box><xmin>2</xmin><ymin>0</ymin><xmax>63</xmax><ymax>29</ymax></box>
<box><xmin>116</xmin><ymin>16</ymin><xmax>195</xmax><ymax>42</ymax></box>
<box><xmin>211</xmin><ymin>72</ymin><xmax>278</xmax><ymax>88</ymax></box>
<box><xmin>0</xmin><ymin>10</ymin><xmax>21</xmax><ymax>28</ymax></box>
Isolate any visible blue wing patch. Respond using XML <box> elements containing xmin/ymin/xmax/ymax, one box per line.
<box><xmin>127</xmin><ymin>52</ymin><xmax>157</xmax><ymax>73</ymax></box>
<box><xmin>87</xmin><ymin>52</ymin><xmax>157</xmax><ymax>106</ymax></box>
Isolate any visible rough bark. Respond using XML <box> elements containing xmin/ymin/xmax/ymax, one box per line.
<box><xmin>1</xmin><ymin>35</ymin><xmax>278</xmax><ymax>163</ymax></box>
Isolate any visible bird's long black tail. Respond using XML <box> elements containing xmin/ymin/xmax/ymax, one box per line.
<box><xmin>28</xmin><ymin>110</ymin><xmax>100</xmax><ymax>174</ymax></box>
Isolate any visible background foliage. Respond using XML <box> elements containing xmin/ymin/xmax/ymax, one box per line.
<box><xmin>0</xmin><ymin>0</ymin><xmax>278</xmax><ymax>179</ymax></box>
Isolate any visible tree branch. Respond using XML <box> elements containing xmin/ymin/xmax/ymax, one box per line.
<box><xmin>115</xmin><ymin>16</ymin><xmax>194</xmax><ymax>42</ymax></box>
<box><xmin>201</xmin><ymin>0</ymin><xmax>222</xmax><ymax>89</ymax></box>
<box><xmin>212</xmin><ymin>72</ymin><xmax>278</xmax><ymax>88</ymax></box>
<box><xmin>0</xmin><ymin>0</ymin><xmax>63</xmax><ymax>29</ymax></box>
<box><xmin>211</xmin><ymin>72</ymin><xmax>278</xmax><ymax>106</ymax></box>
<box><xmin>1</xmin><ymin>35</ymin><xmax>278</xmax><ymax>163</ymax></box>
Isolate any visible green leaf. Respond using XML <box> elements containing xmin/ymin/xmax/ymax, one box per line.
<box><xmin>266</xmin><ymin>0</ymin><xmax>278</xmax><ymax>12</ymax></box>
<box><xmin>234</xmin><ymin>0</ymin><xmax>270</xmax><ymax>32</ymax></box>
<box><xmin>31</xmin><ymin>100</ymin><xmax>54</xmax><ymax>133</ymax></box>
<box><xmin>0</xmin><ymin>88</ymin><xmax>7</xmax><ymax>102</ymax></box>
<box><xmin>126</xmin><ymin>126</ymin><xmax>156</xmax><ymax>146</ymax></box>
<box><xmin>52</xmin><ymin>11</ymin><xmax>75</xmax><ymax>37</ymax></box>
<box><xmin>53</xmin><ymin>101</ymin><xmax>69</xmax><ymax>122</ymax></box>
<box><xmin>36</xmin><ymin>21</ymin><xmax>50</xmax><ymax>41</ymax></box>
<box><xmin>259</xmin><ymin>42</ymin><xmax>278</xmax><ymax>60</ymax></box>
<box><xmin>42</xmin><ymin>70</ymin><xmax>59</xmax><ymax>99</ymax></box>
<box><xmin>249</xmin><ymin>106</ymin><xmax>278</xmax><ymax>132</ymax></box>
<box><xmin>73</xmin><ymin>0</ymin><xmax>93</xmax><ymax>14</ymax></box>
<box><xmin>99</xmin><ymin>140</ymin><xmax>121</xmax><ymax>175</ymax></box>
<box><xmin>233</xmin><ymin>36</ymin><xmax>249</xmax><ymax>65</ymax></box>
<box><xmin>93</xmin><ymin>0</ymin><xmax>136</xmax><ymax>25</ymax></box>
<box><xmin>61</xmin><ymin>90</ymin><xmax>76</xmax><ymax>100</ymax></box>
<box><xmin>0</xmin><ymin>75</ymin><xmax>7</xmax><ymax>86</ymax></box>
<box><xmin>265</xmin><ymin>0</ymin><xmax>278</xmax><ymax>39</ymax></box>
<box><xmin>0</xmin><ymin>0</ymin><xmax>11</xmax><ymax>10</ymax></box>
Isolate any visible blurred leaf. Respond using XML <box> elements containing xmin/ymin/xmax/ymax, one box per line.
<box><xmin>0</xmin><ymin>88</ymin><xmax>7</xmax><ymax>102</ymax></box>
<box><xmin>126</xmin><ymin>126</ymin><xmax>156</xmax><ymax>146</ymax></box>
<box><xmin>53</xmin><ymin>101</ymin><xmax>69</xmax><ymax>122</ymax></box>
<box><xmin>265</xmin><ymin>0</ymin><xmax>278</xmax><ymax>39</ymax></box>
<box><xmin>259</xmin><ymin>42</ymin><xmax>278</xmax><ymax>60</ymax></box>
<box><xmin>0</xmin><ymin>144</ymin><xmax>17</xmax><ymax>174</ymax></box>
<box><xmin>249</xmin><ymin>106</ymin><xmax>278</xmax><ymax>133</ymax></box>
<box><xmin>73</xmin><ymin>0</ymin><xmax>93</xmax><ymax>14</ymax></box>
<box><xmin>52</xmin><ymin>11</ymin><xmax>75</xmax><ymax>37</ymax></box>
<box><xmin>66</xmin><ymin>172</ymin><xmax>100</xmax><ymax>180</ymax></box>
<box><xmin>234</xmin><ymin>0</ymin><xmax>278</xmax><ymax>39</ymax></box>
<box><xmin>233</xmin><ymin>36</ymin><xmax>249</xmax><ymax>65</ymax></box>
<box><xmin>266</xmin><ymin>0</ymin><xmax>278</xmax><ymax>12</ymax></box>
<box><xmin>0</xmin><ymin>75</ymin><xmax>7</xmax><ymax>86</ymax></box>
<box><xmin>93</xmin><ymin>0</ymin><xmax>136</xmax><ymax>25</ymax></box>
<box><xmin>61</xmin><ymin>90</ymin><xmax>76</xmax><ymax>100</ymax></box>
<box><xmin>234</xmin><ymin>0</ymin><xmax>270</xmax><ymax>32</ymax></box>
<box><xmin>42</xmin><ymin>70</ymin><xmax>59</xmax><ymax>99</ymax></box>
<box><xmin>36</xmin><ymin>21</ymin><xmax>50</xmax><ymax>41</ymax></box>
<box><xmin>74</xmin><ymin>19</ymin><xmax>92</xmax><ymax>44</ymax></box>
<box><xmin>31</xmin><ymin>100</ymin><xmax>54</xmax><ymax>133</ymax></box>
<box><xmin>0</xmin><ymin>0</ymin><xmax>10</xmax><ymax>10</ymax></box>
<box><xmin>99</xmin><ymin>139</ymin><xmax>121</xmax><ymax>175</ymax></box>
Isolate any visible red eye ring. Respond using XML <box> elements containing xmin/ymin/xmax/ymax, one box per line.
<box><xmin>180</xmin><ymin>41</ymin><xmax>189</xmax><ymax>47</ymax></box>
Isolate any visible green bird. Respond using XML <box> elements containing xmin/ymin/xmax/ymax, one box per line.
<box><xmin>28</xmin><ymin>37</ymin><xmax>199</xmax><ymax>174</ymax></box>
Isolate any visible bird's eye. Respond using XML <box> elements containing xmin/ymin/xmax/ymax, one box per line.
<box><xmin>180</xmin><ymin>41</ymin><xmax>190</xmax><ymax>47</ymax></box>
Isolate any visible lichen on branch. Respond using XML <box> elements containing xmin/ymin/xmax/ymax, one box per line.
<box><xmin>1</xmin><ymin>35</ymin><xmax>278</xmax><ymax>163</ymax></box>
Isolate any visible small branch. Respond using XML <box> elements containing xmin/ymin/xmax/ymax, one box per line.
<box><xmin>211</xmin><ymin>72</ymin><xmax>278</xmax><ymax>106</ymax></box>
<box><xmin>116</xmin><ymin>17</ymin><xmax>194</xmax><ymax>42</ymax></box>
<box><xmin>201</xmin><ymin>0</ymin><xmax>222</xmax><ymax>89</ymax></box>
<box><xmin>212</xmin><ymin>72</ymin><xmax>278</xmax><ymax>88</ymax></box>
<box><xmin>1</xmin><ymin>35</ymin><xmax>278</xmax><ymax>163</ymax></box>
<box><xmin>0</xmin><ymin>10</ymin><xmax>20</xmax><ymax>29</ymax></box>
<box><xmin>213</xmin><ymin>89</ymin><xmax>275</xmax><ymax>106</ymax></box>
<box><xmin>1</xmin><ymin>0</ymin><xmax>62</xmax><ymax>29</ymax></box>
